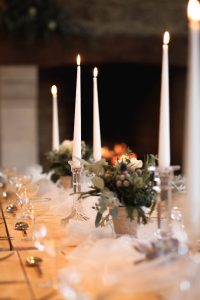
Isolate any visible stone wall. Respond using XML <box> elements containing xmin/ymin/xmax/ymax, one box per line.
<box><xmin>0</xmin><ymin>66</ymin><xmax>38</xmax><ymax>171</ymax></box>
<box><xmin>0</xmin><ymin>0</ymin><xmax>189</xmax><ymax>67</ymax></box>
<box><xmin>63</xmin><ymin>0</ymin><xmax>187</xmax><ymax>37</ymax></box>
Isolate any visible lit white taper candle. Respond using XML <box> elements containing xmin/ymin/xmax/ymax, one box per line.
<box><xmin>72</xmin><ymin>54</ymin><xmax>82</xmax><ymax>167</ymax></box>
<box><xmin>158</xmin><ymin>31</ymin><xmax>171</xmax><ymax>168</ymax></box>
<box><xmin>51</xmin><ymin>85</ymin><xmax>60</xmax><ymax>151</ymax></box>
<box><xmin>93</xmin><ymin>67</ymin><xmax>102</xmax><ymax>161</ymax></box>
<box><xmin>184</xmin><ymin>0</ymin><xmax>200</xmax><ymax>238</ymax></box>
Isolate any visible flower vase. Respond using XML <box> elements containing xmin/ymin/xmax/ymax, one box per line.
<box><xmin>112</xmin><ymin>207</ymin><xmax>138</xmax><ymax>237</ymax></box>
<box><xmin>60</xmin><ymin>176</ymin><xmax>72</xmax><ymax>189</ymax></box>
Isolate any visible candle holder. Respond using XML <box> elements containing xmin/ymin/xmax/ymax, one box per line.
<box><xmin>151</xmin><ymin>165</ymin><xmax>180</xmax><ymax>240</ymax></box>
<box><xmin>71</xmin><ymin>165</ymin><xmax>82</xmax><ymax>194</ymax></box>
<box><xmin>61</xmin><ymin>161</ymin><xmax>89</xmax><ymax>225</ymax></box>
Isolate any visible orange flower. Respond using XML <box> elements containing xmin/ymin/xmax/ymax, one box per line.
<box><xmin>114</xmin><ymin>143</ymin><xmax>127</xmax><ymax>156</ymax></box>
<box><xmin>102</xmin><ymin>144</ymin><xmax>137</xmax><ymax>165</ymax></box>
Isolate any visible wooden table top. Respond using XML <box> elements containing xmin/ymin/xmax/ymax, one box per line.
<box><xmin>0</xmin><ymin>188</ymin><xmax>72</xmax><ymax>300</ymax></box>
<box><xmin>0</xmin><ymin>184</ymin><xmax>178</xmax><ymax>300</ymax></box>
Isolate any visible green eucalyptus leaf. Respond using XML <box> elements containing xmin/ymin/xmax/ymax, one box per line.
<box><xmin>86</xmin><ymin>159</ymin><xmax>108</xmax><ymax>174</ymax></box>
<box><xmin>95</xmin><ymin>211</ymin><xmax>102</xmax><ymax>227</ymax></box>
<box><xmin>111</xmin><ymin>207</ymin><xmax>118</xmax><ymax>218</ymax></box>
<box><xmin>92</xmin><ymin>176</ymin><xmax>105</xmax><ymax>190</ymax></box>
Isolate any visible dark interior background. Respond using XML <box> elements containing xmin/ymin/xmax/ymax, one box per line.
<box><xmin>39</xmin><ymin>62</ymin><xmax>186</xmax><ymax>166</ymax></box>
<box><xmin>0</xmin><ymin>0</ymin><xmax>189</xmax><ymax>169</ymax></box>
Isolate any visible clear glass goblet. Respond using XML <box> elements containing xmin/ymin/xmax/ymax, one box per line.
<box><xmin>16</xmin><ymin>183</ymin><xmax>39</xmax><ymax>220</ymax></box>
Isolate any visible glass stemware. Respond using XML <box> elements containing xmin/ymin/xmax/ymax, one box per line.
<box><xmin>0</xmin><ymin>167</ymin><xmax>17</xmax><ymax>199</ymax></box>
<box><xmin>151</xmin><ymin>165</ymin><xmax>180</xmax><ymax>240</ymax></box>
<box><xmin>16</xmin><ymin>182</ymin><xmax>39</xmax><ymax>220</ymax></box>
<box><xmin>8</xmin><ymin>174</ymin><xmax>32</xmax><ymax>206</ymax></box>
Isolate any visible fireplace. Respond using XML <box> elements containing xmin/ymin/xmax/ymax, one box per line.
<box><xmin>39</xmin><ymin>62</ymin><xmax>186</xmax><ymax>167</ymax></box>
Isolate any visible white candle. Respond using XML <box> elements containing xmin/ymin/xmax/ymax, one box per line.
<box><xmin>184</xmin><ymin>0</ymin><xmax>200</xmax><ymax>238</ymax></box>
<box><xmin>72</xmin><ymin>54</ymin><xmax>82</xmax><ymax>167</ymax></box>
<box><xmin>51</xmin><ymin>85</ymin><xmax>59</xmax><ymax>151</ymax></box>
<box><xmin>158</xmin><ymin>31</ymin><xmax>171</xmax><ymax>168</ymax></box>
<box><xmin>93</xmin><ymin>67</ymin><xmax>102</xmax><ymax>161</ymax></box>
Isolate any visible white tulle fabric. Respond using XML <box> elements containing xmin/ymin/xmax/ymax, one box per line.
<box><xmin>27</xmin><ymin>165</ymin><xmax>200</xmax><ymax>300</ymax></box>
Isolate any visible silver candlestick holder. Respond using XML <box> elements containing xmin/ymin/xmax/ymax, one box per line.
<box><xmin>61</xmin><ymin>161</ymin><xmax>89</xmax><ymax>225</ymax></box>
<box><xmin>151</xmin><ymin>165</ymin><xmax>180</xmax><ymax>239</ymax></box>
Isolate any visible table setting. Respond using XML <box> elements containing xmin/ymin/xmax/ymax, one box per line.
<box><xmin>1</xmin><ymin>0</ymin><xmax>200</xmax><ymax>299</ymax></box>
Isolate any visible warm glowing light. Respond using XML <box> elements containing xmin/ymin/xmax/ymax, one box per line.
<box><xmin>163</xmin><ymin>31</ymin><xmax>170</xmax><ymax>45</ymax></box>
<box><xmin>93</xmin><ymin>67</ymin><xmax>98</xmax><ymax>77</ymax></box>
<box><xmin>113</xmin><ymin>143</ymin><xmax>127</xmax><ymax>156</ymax></box>
<box><xmin>51</xmin><ymin>85</ymin><xmax>57</xmax><ymax>95</ymax></box>
<box><xmin>101</xmin><ymin>146</ymin><xmax>113</xmax><ymax>159</ymax></box>
<box><xmin>77</xmin><ymin>54</ymin><xmax>81</xmax><ymax>65</ymax></box>
<box><xmin>187</xmin><ymin>0</ymin><xmax>200</xmax><ymax>21</ymax></box>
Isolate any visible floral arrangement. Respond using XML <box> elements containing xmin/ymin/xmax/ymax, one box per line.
<box><xmin>42</xmin><ymin>140</ymin><xmax>92</xmax><ymax>183</ymax></box>
<box><xmin>101</xmin><ymin>143</ymin><xmax>136</xmax><ymax>165</ymax></box>
<box><xmin>81</xmin><ymin>153</ymin><xmax>157</xmax><ymax>227</ymax></box>
<box><xmin>0</xmin><ymin>0</ymin><xmax>74</xmax><ymax>44</ymax></box>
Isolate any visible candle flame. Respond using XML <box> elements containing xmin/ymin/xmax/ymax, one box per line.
<box><xmin>77</xmin><ymin>54</ymin><xmax>81</xmax><ymax>66</ymax></box>
<box><xmin>51</xmin><ymin>85</ymin><xmax>57</xmax><ymax>95</ymax></box>
<box><xmin>187</xmin><ymin>0</ymin><xmax>200</xmax><ymax>21</ymax></box>
<box><xmin>93</xmin><ymin>67</ymin><xmax>98</xmax><ymax>77</ymax></box>
<box><xmin>163</xmin><ymin>31</ymin><xmax>170</xmax><ymax>45</ymax></box>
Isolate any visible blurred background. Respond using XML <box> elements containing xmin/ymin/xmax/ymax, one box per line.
<box><xmin>0</xmin><ymin>0</ymin><xmax>188</xmax><ymax>170</ymax></box>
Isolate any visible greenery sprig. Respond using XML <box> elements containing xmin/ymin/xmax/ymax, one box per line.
<box><xmin>42</xmin><ymin>140</ymin><xmax>92</xmax><ymax>183</ymax></box>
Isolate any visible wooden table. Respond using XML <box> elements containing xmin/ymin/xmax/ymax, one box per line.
<box><xmin>0</xmin><ymin>190</ymin><xmax>71</xmax><ymax>300</ymax></box>
<box><xmin>0</xmin><ymin>185</ymin><xmax>177</xmax><ymax>300</ymax></box>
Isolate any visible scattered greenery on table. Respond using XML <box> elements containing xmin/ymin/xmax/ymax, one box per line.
<box><xmin>80</xmin><ymin>153</ymin><xmax>157</xmax><ymax>227</ymax></box>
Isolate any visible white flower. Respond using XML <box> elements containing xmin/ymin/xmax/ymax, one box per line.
<box><xmin>128</xmin><ymin>157</ymin><xmax>143</xmax><ymax>170</ymax></box>
<box><xmin>118</xmin><ymin>155</ymin><xmax>143</xmax><ymax>171</ymax></box>
<box><xmin>59</xmin><ymin>140</ymin><xmax>73</xmax><ymax>153</ymax></box>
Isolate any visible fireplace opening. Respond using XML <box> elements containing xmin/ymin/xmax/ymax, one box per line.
<box><xmin>39</xmin><ymin>62</ymin><xmax>186</xmax><ymax>167</ymax></box>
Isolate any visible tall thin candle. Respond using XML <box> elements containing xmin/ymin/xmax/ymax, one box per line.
<box><xmin>93</xmin><ymin>67</ymin><xmax>102</xmax><ymax>161</ymax></box>
<box><xmin>158</xmin><ymin>31</ymin><xmax>170</xmax><ymax>168</ymax></box>
<box><xmin>184</xmin><ymin>0</ymin><xmax>200</xmax><ymax>238</ymax></box>
<box><xmin>51</xmin><ymin>85</ymin><xmax>59</xmax><ymax>150</ymax></box>
<box><xmin>72</xmin><ymin>54</ymin><xmax>82</xmax><ymax>167</ymax></box>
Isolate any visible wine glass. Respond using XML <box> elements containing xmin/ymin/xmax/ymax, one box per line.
<box><xmin>16</xmin><ymin>182</ymin><xmax>39</xmax><ymax>220</ymax></box>
<box><xmin>0</xmin><ymin>167</ymin><xmax>17</xmax><ymax>199</ymax></box>
<box><xmin>9</xmin><ymin>174</ymin><xmax>32</xmax><ymax>206</ymax></box>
